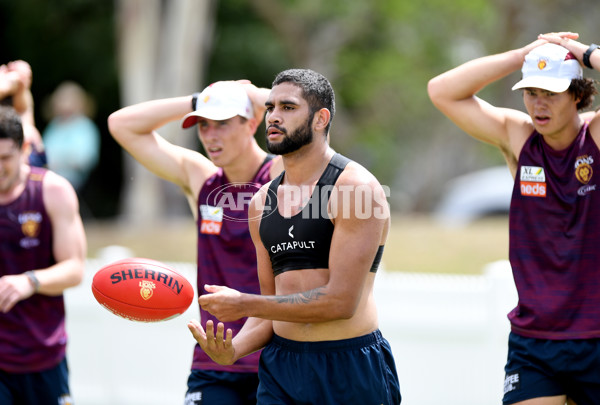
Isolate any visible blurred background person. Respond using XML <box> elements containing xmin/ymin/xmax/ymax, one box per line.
<box><xmin>42</xmin><ymin>81</ymin><xmax>100</xmax><ymax>193</ymax></box>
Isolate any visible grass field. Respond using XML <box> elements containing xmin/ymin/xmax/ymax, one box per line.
<box><xmin>85</xmin><ymin>214</ymin><xmax>510</xmax><ymax>275</ymax></box>
<box><xmin>385</xmin><ymin>215</ymin><xmax>509</xmax><ymax>274</ymax></box>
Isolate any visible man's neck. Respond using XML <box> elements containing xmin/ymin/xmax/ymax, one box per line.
<box><xmin>281</xmin><ymin>140</ymin><xmax>333</xmax><ymax>187</ymax></box>
<box><xmin>540</xmin><ymin>115</ymin><xmax>584</xmax><ymax>151</ymax></box>
<box><xmin>0</xmin><ymin>163</ymin><xmax>29</xmax><ymax>205</ymax></box>
<box><xmin>222</xmin><ymin>142</ymin><xmax>268</xmax><ymax>183</ymax></box>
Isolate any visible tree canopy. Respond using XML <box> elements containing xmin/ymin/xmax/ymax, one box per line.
<box><xmin>1</xmin><ymin>0</ymin><xmax>598</xmax><ymax>218</ymax></box>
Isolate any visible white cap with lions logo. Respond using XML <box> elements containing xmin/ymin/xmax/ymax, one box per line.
<box><xmin>512</xmin><ymin>43</ymin><xmax>582</xmax><ymax>93</ymax></box>
<box><xmin>181</xmin><ymin>81</ymin><xmax>253</xmax><ymax>128</ymax></box>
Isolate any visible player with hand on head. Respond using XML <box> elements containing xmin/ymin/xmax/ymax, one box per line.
<box><xmin>188</xmin><ymin>69</ymin><xmax>401</xmax><ymax>404</ymax></box>
<box><xmin>0</xmin><ymin>106</ymin><xmax>85</xmax><ymax>404</ymax></box>
<box><xmin>428</xmin><ymin>32</ymin><xmax>600</xmax><ymax>405</ymax></box>
<box><xmin>0</xmin><ymin>60</ymin><xmax>46</xmax><ymax>167</ymax></box>
<box><xmin>108</xmin><ymin>80</ymin><xmax>282</xmax><ymax>405</ymax></box>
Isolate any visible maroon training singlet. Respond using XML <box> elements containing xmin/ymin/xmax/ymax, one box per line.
<box><xmin>508</xmin><ymin>122</ymin><xmax>600</xmax><ymax>339</ymax></box>
<box><xmin>193</xmin><ymin>157</ymin><xmax>273</xmax><ymax>373</ymax></box>
<box><xmin>0</xmin><ymin>167</ymin><xmax>66</xmax><ymax>373</ymax></box>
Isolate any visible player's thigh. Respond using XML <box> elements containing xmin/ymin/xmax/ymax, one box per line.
<box><xmin>503</xmin><ymin>333</ymin><xmax>569</xmax><ymax>403</ymax></box>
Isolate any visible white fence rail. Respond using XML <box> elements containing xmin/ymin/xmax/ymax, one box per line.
<box><xmin>375</xmin><ymin>261</ymin><xmax>517</xmax><ymax>405</ymax></box>
<box><xmin>65</xmin><ymin>252</ymin><xmax>516</xmax><ymax>405</ymax></box>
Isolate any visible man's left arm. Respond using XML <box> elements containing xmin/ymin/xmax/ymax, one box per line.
<box><xmin>0</xmin><ymin>171</ymin><xmax>85</xmax><ymax>313</ymax></box>
<box><xmin>36</xmin><ymin>171</ymin><xmax>86</xmax><ymax>295</ymax></box>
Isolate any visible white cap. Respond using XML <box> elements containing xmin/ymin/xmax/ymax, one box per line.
<box><xmin>512</xmin><ymin>43</ymin><xmax>582</xmax><ymax>93</ymax></box>
<box><xmin>181</xmin><ymin>81</ymin><xmax>253</xmax><ymax>128</ymax></box>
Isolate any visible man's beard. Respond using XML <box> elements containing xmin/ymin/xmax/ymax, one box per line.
<box><xmin>266</xmin><ymin>118</ymin><xmax>313</xmax><ymax>155</ymax></box>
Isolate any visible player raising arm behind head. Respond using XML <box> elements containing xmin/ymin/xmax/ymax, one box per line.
<box><xmin>188</xmin><ymin>69</ymin><xmax>401</xmax><ymax>405</ymax></box>
<box><xmin>0</xmin><ymin>105</ymin><xmax>85</xmax><ymax>404</ymax></box>
<box><xmin>428</xmin><ymin>32</ymin><xmax>600</xmax><ymax>405</ymax></box>
<box><xmin>0</xmin><ymin>60</ymin><xmax>46</xmax><ymax>167</ymax></box>
<box><xmin>108</xmin><ymin>80</ymin><xmax>282</xmax><ymax>405</ymax></box>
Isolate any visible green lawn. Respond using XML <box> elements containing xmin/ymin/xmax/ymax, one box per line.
<box><xmin>384</xmin><ymin>215</ymin><xmax>509</xmax><ymax>274</ymax></box>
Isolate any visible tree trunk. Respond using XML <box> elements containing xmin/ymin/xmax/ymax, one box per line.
<box><xmin>114</xmin><ymin>0</ymin><xmax>216</xmax><ymax>223</ymax></box>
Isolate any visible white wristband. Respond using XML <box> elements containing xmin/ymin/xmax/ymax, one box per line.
<box><xmin>25</xmin><ymin>271</ymin><xmax>40</xmax><ymax>292</ymax></box>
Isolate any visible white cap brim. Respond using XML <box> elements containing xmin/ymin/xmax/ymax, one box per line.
<box><xmin>511</xmin><ymin>76</ymin><xmax>572</xmax><ymax>93</ymax></box>
<box><xmin>181</xmin><ymin>109</ymin><xmax>241</xmax><ymax>129</ymax></box>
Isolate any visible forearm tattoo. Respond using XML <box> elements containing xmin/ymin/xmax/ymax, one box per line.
<box><xmin>269</xmin><ymin>286</ymin><xmax>326</xmax><ymax>304</ymax></box>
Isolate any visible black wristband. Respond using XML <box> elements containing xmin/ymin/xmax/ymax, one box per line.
<box><xmin>583</xmin><ymin>43</ymin><xmax>599</xmax><ymax>69</ymax></box>
<box><xmin>191</xmin><ymin>92</ymin><xmax>200</xmax><ymax>111</ymax></box>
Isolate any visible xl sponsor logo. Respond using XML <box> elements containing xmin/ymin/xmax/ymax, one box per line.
<box><xmin>520</xmin><ymin>166</ymin><xmax>546</xmax><ymax>197</ymax></box>
<box><xmin>200</xmin><ymin>204</ymin><xmax>223</xmax><ymax>235</ymax></box>
<box><xmin>520</xmin><ymin>166</ymin><xmax>545</xmax><ymax>182</ymax></box>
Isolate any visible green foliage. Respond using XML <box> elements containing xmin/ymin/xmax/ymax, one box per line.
<box><xmin>0</xmin><ymin>0</ymin><xmax>121</xmax><ymax>218</ymax></box>
<box><xmin>207</xmin><ymin>0</ymin><xmax>290</xmax><ymax>88</ymax></box>
<box><xmin>2</xmin><ymin>0</ymin><xmax>599</xmax><ymax>217</ymax></box>
<box><xmin>1</xmin><ymin>0</ymin><xmax>116</xmax><ymax>99</ymax></box>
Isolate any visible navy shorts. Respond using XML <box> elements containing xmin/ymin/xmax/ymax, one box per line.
<box><xmin>0</xmin><ymin>357</ymin><xmax>72</xmax><ymax>405</ymax></box>
<box><xmin>257</xmin><ymin>329</ymin><xmax>401</xmax><ymax>405</ymax></box>
<box><xmin>185</xmin><ymin>369</ymin><xmax>259</xmax><ymax>405</ymax></box>
<box><xmin>503</xmin><ymin>332</ymin><xmax>600</xmax><ymax>405</ymax></box>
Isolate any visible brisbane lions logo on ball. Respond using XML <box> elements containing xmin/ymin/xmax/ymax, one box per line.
<box><xmin>139</xmin><ymin>280</ymin><xmax>156</xmax><ymax>300</ymax></box>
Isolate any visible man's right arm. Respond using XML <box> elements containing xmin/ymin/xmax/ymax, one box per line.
<box><xmin>427</xmin><ymin>41</ymin><xmax>543</xmax><ymax>159</ymax></box>
<box><xmin>187</xmin><ymin>187</ymin><xmax>275</xmax><ymax>364</ymax></box>
<box><xmin>107</xmin><ymin>96</ymin><xmax>216</xmax><ymax>195</ymax></box>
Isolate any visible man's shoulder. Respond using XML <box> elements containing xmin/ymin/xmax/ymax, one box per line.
<box><xmin>586</xmin><ymin>113</ymin><xmax>600</xmax><ymax>148</ymax></box>
<box><xmin>41</xmin><ymin>169</ymin><xmax>79</xmax><ymax>208</ymax></box>
<box><xmin>338</xmin><ymin>159</ymin><xmax>381</xmax><ymax>188</ymax></box>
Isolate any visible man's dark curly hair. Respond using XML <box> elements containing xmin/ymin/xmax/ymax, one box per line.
<box><xmin>570</xmin><ymin>78</ymin><xmax>597</xmax><ymax>110</ymax></box>
<box><xmin>0</xmin><ymin>106</ymin><xmax>24</xmax><ymax>148</ymax></box>
<box><xmin>272</xmin><ymin>69</ymin><xmax>335</xmax><ymax>133</ymax></box>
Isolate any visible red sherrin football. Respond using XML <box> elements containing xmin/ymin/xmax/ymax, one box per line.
<box><xmin>92</xmin><ymin>257</ymin><xmax>194</xmax><ymax>322</ymax></box>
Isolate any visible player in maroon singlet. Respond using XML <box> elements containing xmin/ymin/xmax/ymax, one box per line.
<box><xmin>0</xmin><ymin>106</ymin><xmax>85</xmax><ymax>404</ymax></box>
<box><xmin>429</xmin><ymin>32</ymin><xmax>600</xmax><ymax>405</ymax></box>
<box><xmin>108</xmin><ymin>81</ymin><xmax>282</xmax><ymax>405</ymax></box>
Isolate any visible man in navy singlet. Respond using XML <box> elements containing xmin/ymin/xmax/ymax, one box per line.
<box><xmin>188</xmin><ymin>69</ymin><xmax>401</xmax><ymax>404</ymax></box>
<box><xmin>429</xmin><ymin>32</ymin><xmax>600</xmax><ymax>405</ymax></box>
<box><xmin>109</xmin><ymin>81</ymin><xmax>283</xmax><ymax>405</ymax></box>
<box><xmin>0</xmin><ymin>106</ymin><xmax>85</xmax><ymax>404</ymax></box>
